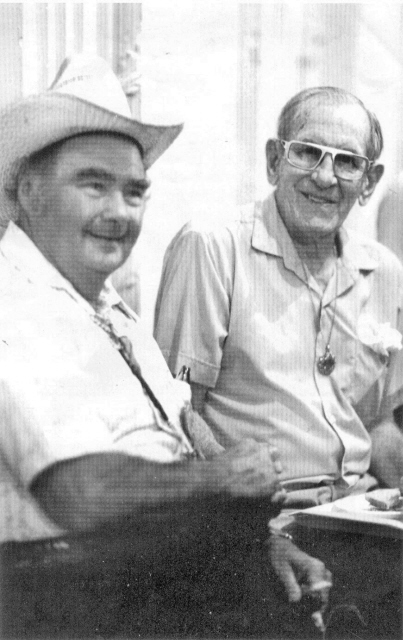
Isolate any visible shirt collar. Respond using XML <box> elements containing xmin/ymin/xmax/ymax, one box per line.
<box><xmin>0</xmin><ymin>221</ymin><xmax>121</xmax><ymax>311</ymax></box>
<box><xmin>251</xmin><ymin>191</ymin><xmax>379</xmax><ymax>276</ymax></box>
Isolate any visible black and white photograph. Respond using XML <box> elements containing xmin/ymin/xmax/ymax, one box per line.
<box><xmin>1</xmin><ymin>3</ymin><xmax>403</xmax><ymax>639</ymax></box>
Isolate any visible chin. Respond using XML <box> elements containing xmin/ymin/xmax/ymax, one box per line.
<box><xmin>98</xmin><ymin>259</ymin><xmax>127</xmax><ymax>275</ymax></box>
<box><xmin>92</xmin><ymin>247</ymin><xmax>131</xmax><ymax>272</ymax></box>
<box><xmin>306</xmin><ymin>216</ymin><xmax>340</xmax><ymax>233</ymax></box>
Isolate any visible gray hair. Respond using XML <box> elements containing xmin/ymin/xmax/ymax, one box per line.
<box><xmin>277</xmin><ymin>87</ymin><xmax>383</xmax><ymax>161</ymax></box>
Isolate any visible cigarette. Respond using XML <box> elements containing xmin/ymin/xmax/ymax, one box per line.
<box><xmin>308</xmin><ymin>580</ymin><xmax>332</xmax><ymax>593</ymax></box>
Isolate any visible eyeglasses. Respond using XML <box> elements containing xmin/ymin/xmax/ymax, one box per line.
<box><xmin>279</xmin><ymin>140</ymin><xmax>373</xmax><ymax>181</ymax></box>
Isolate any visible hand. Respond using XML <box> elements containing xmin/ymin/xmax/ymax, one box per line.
<box><xmin>211</xmin><ymin>439</ymin><xmax>286</xmax><ymax>500</ymax></box>
<box><xmin>369</xmin><ymin>417</ymin><xmax>403</xmax><ymax>487</ymax></box>
<box><xmin>267</xmin><ymin>534</ymin><xmax>332</xmax><ymax>631</ymax></box>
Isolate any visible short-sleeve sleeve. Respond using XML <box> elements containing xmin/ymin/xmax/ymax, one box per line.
<box><xmin>379</xmin><ymin>300</ymin><xmax>403</xmax><ymax>419</ymax></box>
<box><xmin>0</xmin><ymin>342</ymin><xmax>116</xmax><ymax>489</ymax></box>
<box><xmin>154</xmin><ymin>222</ymin><xmax>234</xmax><ymax>387</ymax></box>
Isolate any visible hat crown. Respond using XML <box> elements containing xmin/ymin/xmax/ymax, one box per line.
<box><xmin>49</xmin><ymin>54</ymin><xmax>132</xmax><ymax>118</ymax></box>
<box><xmin>0</xmin><ymin>53</ymin><xmax>183</xmax><ymax>230</ymax></box>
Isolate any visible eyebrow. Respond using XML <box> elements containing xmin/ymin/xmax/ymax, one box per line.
<box><xmin>74</xmin><ymin>168</ymin><xmax>150</xmax><ymax>190</ymax></box>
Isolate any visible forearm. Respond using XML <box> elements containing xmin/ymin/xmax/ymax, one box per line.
<box><xmin>32</xmin><ymin>453</ymin><xmax>218</xmax><ymax>531</ymax></box>
<box><xmin>188</xmin><ymin>382</ymin><xmax>225</xmax><ymax>457</ymax></box>
<box><xmin>369</xmin><ymin>416</ymin><xmax>403</xmax><ymax>487</ymax></box>
<box><xmin>31</xmin><ymin>449</ymin><xmax>281</xmax><ymax>533</ymax></box>
<box><xmin>187</xmin><ymin>409</ymin><xmax>225</xmax><ymax>458</ymax></box>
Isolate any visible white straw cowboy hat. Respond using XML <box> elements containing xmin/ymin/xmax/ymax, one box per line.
<box><xmin>0</xmin><ymin>54</ymin><xmax>183</xmax><ymax>229</ymax></box>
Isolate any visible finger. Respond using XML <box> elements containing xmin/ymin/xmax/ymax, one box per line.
<box><xmin>269</xmin><ymin>446</ymin><xmax>283</xmax><ymax>474</ymax></box>
<box><xmin>270</xmin><ymin>540</ymin><xmax>304</xmax><ymax>603</ymax></box>
<box><xmin>271</xmin><ymin>488</ymin><xmax>287</xmax><ymax>504</ymax></box>
<box><xmin>278</xmin><ymin>566</ymin><xmax>303</xmax><ymax>603</ymax></box>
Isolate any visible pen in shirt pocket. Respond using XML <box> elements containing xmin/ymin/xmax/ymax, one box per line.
<box><xmin>176</xmin><ymin>365</ymin><xmax>191</xmax><ymax>383</ymax></box>
<box><xmin>175</xmin><ymin>366</ymin><xmax>204</xmax><ymax>459</ymax></box>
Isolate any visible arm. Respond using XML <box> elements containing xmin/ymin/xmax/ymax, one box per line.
<box><xmin>367</xmin><ymin>286</ymin><xmax>403</xmax><ymax>487</ymax></box>
<box><xmin>189</xmin><ymin>381</ymin><xmax>333</xmax><ymax>609</ymax></box>
<box><xmin>31</xmin><ymin>440</ymin><xmax>286</xmax><ymax>533</ymax></box>
<box><xmin>33</xmin><ymin>446</ymin><xmax>334</xmax><ymax>614</ymax></box>
<box><xmin>184</xmin><ymin>381</ymin><xmax>226</xmax><ymax>457</ymax></box>
<box><xmin>368</xmin><ymin>414</ymin><xmax>403</xmax><ymax>487</ymax></box>
<box><xmin>154</xmin><ymin>223</ymin><xmax>232</xmax><ymax>388</ymax></box>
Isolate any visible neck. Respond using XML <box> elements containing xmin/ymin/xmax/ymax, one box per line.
<box><xmin>295</xmin><ymin>235</ymin><xmax>338</xmax><ymax>290</ymax></box>
<box><xmin>69</xmin><ymin>271</ymin><xmax>108</xmax><ymax>307</ymax></box>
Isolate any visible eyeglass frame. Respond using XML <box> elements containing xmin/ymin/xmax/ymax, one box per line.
<box><xmin>278</xmin><ymin>139</ymin><xmax>374</xmax><ymax>181</ymax></box>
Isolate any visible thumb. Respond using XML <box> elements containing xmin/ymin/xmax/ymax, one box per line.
<box><xmin>269</xmin><ymin>446</ymin><xmax>283</xmax><ymax>474</ymax></box>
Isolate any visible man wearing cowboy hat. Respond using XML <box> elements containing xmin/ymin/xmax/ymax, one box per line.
<box><xmin>0</xmin><ymin>55</ymin><xmax>331</xmax><ymax>637</ymax></box>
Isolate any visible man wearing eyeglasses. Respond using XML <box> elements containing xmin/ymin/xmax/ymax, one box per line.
<box><xmin>154</xmin><ymin>87</ymin><xmax>403</xmax><ymax>632</ymax></box>
<box><xmin>155</xmin><ymin>85</ymin><xmax>403</xmax><ymax>502</ymax></box>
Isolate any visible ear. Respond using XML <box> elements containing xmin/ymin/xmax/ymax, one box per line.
<box><xmin>358</xmin><ymin>163</ymin><xmax>384</xmax><ymax>206</ymax></box>
<box><xmin>266</xmin><ymin>139</ymin><xmax>283</xmax><ymax>186</ymax></box>
<box><xmin>17</xmin><ymin>171</ymin><xmax>45</xmax><ymax>217</ymax></box>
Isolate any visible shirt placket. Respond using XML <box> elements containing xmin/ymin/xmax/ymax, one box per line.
<box><xmin>312</xmin><ymin>267</ymin><xmax>366</xmax><ymax>487</ymax></box>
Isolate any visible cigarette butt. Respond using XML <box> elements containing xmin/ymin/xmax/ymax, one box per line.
<box><xmin>311</xmin><ymin>610</ymin><xmax>326</xmax><ymax>633</ymax></box>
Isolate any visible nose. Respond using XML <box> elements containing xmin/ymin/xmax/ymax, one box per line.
<box><xmin>106</xmin><ymin>189</ymin><xmax>131</xmax><ymax>219</ymax></box>
<box><xmin>311</xmin><ymin>152</ymin><xmax>337</xmax><ymax>187</ymax></box>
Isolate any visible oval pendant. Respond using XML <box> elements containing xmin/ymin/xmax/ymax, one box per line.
<box><xmin>317</xmin><ymin>346</ymin><xmax>336</xmax><ymax>376</ymax></box>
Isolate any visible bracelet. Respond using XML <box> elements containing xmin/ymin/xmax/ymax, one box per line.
<box><xmin>268</xmin><ymin>527</ymin><xmax>294</xmax><ymax>542</ymax></box>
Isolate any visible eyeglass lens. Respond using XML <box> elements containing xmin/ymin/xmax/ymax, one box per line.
<box><xmin>287</xmin><ymin>142</ymin><xmax>367</xmax><ymax>179</ymax></box>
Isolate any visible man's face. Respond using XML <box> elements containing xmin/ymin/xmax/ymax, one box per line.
<box><xmin>25</xmin><ymin>134</ymin><xmax>149</xmax><ymax>292</ymax></box>
<box><xmin>268</xmin><ymin>101</ymin><xmax>375</xmax><ymax>243</ymax></box>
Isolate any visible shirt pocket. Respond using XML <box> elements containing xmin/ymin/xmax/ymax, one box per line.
<box><xmin>345</xmin><ymin>339</ymin><xmax>389</xmax><ymax>417</ymax></box>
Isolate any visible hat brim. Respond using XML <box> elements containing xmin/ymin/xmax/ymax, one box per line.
<box><xmin>0</xmin><ymin>93</ymin><xmax>183</xmax><ymax>227</ymax></box>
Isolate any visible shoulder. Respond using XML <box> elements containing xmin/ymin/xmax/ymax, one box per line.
<box><xmin>347</xmin><ymin>230</ymin><xmax>403</xmax><ymax>282</ymax></box>
<box><xmin>165</xmin><ymin>203</ymin><xmax>257</xmax><ymax>258</ymax></box>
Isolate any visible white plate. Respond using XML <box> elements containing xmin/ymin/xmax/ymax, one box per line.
<box><xmin>332</xmin><ymin>493</ymin><xmax>403</xmax><ymax>520</ymax></box>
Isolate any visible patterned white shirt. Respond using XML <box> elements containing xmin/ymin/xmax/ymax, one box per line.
<box><xmin>0</xmin><ymin>222</ymin><xmax>193</xmax><ymax>541</ymax></box>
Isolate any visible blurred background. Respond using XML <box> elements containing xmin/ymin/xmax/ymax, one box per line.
<box><xmin>1</xmin><ymin>3</ymin><xmax>402</xmax><ymax>328</ymax></box>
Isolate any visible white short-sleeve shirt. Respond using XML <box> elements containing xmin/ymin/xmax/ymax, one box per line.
<box><xmin>154</xmin><ymin>194</ymin><xmax>403</xmax><ymax>500</ymax></box>
<box><xmin>0</xmin><ymin>222</ymin><xmax>192</xmax><ymax>542</ymax></box>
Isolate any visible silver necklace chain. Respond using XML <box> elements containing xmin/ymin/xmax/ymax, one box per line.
<box><xmin>300</xmin><ymin>253</ymin><xmax>338</xmax><ymax>376</ymax></box>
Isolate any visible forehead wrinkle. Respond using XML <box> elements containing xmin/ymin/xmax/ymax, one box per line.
<box><xmin>289</xmin><ymin>101</ymin><xmax>371</xmax><ymax>154</ymax></box>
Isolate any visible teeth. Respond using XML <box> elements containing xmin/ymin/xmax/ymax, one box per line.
<box><xmin>307</xmin><ymin>195</ymin><xmax>330</xmax><ymax>204</ymax></box>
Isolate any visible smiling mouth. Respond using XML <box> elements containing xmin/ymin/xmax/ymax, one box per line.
<box><xmin>303</xmin><ymin>193</ymin><xmax>337</xmax><ymax>205</ymax></box>
<box><xmin>86</xmin><ymin>220</ymin><xmax>131</xmax><ymax>242</ymax></box>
